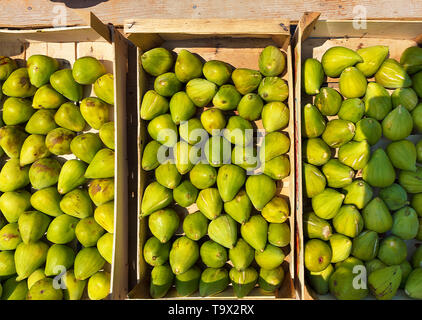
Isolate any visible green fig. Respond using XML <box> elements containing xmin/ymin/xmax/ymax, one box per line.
<box><xmin>57</xmin><ymin>159</ymin><xmax>87</xmax><ymax>194</ymax></box>
<box><xmin>321</xmin><ymin>46</ymin><xmax>363</xmax><ymax>77</ymax></box>
<box><xmin>60</xmin><ymin>189</ymin><xmax>93</xmax><ymax>219</ymax></box>
<box><xmin>363</xmin><ymin>82</ymin><xmax>392</xmax><ymax>121</ymax></box>
<box><xmin>240</xmin><ymin>215</ymin><xmax>268</xmax><ymax>252</ymax></box>
<box><xmin>97</xmin><ymin>233</ymin><xmax>113</xmax><ymax>264</ymax></box>
<box><xmin>44</xmin><ymin>244</ymin><xmax>75</xmax><ymax>276</ymax></box>
<box><xmin>0</xmin><ymin>125</ymin><xmax>28</xmax><ymax>158</ymax></box>
<box><xmin>204</xmin><ymin>136</ymin><xmax>231</xmax><ymax>167</ymax></box>
<box><xmin>2</xmin><ymin>68</ymin><xmax>36</xmax><ymax>98</ymax></box>
<box><xmin>303</xmin><ymin>138</ymin><xmax>331</xmax><ymax>166</ymax></box>
<box><xmin>231</xmin><ymin>145</ymin><xmax>259</xmax><ymax>171</ymax></box>
<box><xmin>199</xmin><ymin>267</ymin><xmax>229</xmax><ymax>297</ymax></box>
<box><xmin>143</xmin><ymin>236</ymin><xmax>170</xmax><ymax>267</ymax></box>
<box><xmin>87</xmin><ymin>271</ymin><xmax>110</xmax><ymax>300</ymax></box>
<box><xmin>392</xmin><ymin>87</ymin><xmax>418</xmax><ymax>111</ymax></box>
<box><xmin>99</xmin><ymin>122</ymin><xmax>114</xmax><ymax>150</ymax></box>
<box><xmin>94</xmin><ymin>201</ymin><xmax>114</xmax><ymax>233</ymax></box>
<box><xmin>169</xmin><ymin>236</ymin><xmax>199</xmax><ymax>275</ymax></box>
<box><xmin>200</xmin><ymin>240</ymin><xmax>227</xmax><ymax>268</ymax></box>
<box><xmin>74</xmin><ymin>247</ymin><xmax>105</xmax><ymax>281</ymax></box>
<box><xmin>173</xmin><ymin>180</ymin><xmax>198</xmax><ymax>207</ymax></box>
<box><xmin>391</xmin><ymin>206</ymin><xmax>419</xmax><ymax>240</ymax></box>
<box><xmin>0</xmin><ymin>159</ymin><xmax>30</xmax><ymax>192</ymax></box>
<box><xmin>186</xmin><ymin>78</ymin><xmax>217</xmax><ymax>108</ymax></box>
<box><xmin>378</xmin><ymin>236</ymin><xmax>407</xmax><ymax>266</ymax></box>
<box><xmin>338</xmin><ymin>98</ymin><xmax>365</xmax><ymax>123</ymax></box>
<box><xmin>303</xmin><ymin>212</ymin><xmax>332</xmax><ymax>241</ymax></box>
<box><xmin>354</xmin><ymin>117</ymin><xmax>382</xmax><ymax>145</ymax></box>
<box><xmin>382</xmin><ymin>106</ymin><xmax>413</xmax><ymax>141</ymax></box>
<box><xmin>147</xmin><ymin>113</ymin><xmax>178</xmax><ymax>147</ymax></box>
<box><xmin>413</xmin><ymin>247</ymin><xmax>422</xmax><ymax>268</ymax></box>
<box><xmin>262</xmin><ymin>196</ymin><xmax>289</xmax><ymax>224</ymax></box>
<box><xmin>335</xmin><ymin>256</ymin><xmax>365</xmax><ymax>271</ymax></box>
<box><xmin>140</xmin><ymin>181</ymin><xmax>172</xmax><ymax>218</ymax></box>
<box><xmin>169</xmin><ymin>91</ymin><xmax>195</xmax><ymax>124</ymax></box>
<box><xmin>175</xmin><ymin>49</ymin><xmax>202</xmax><ymax>83</ymax></box>
<box><xmin>0</xmin><ymin>223</ymin><xmax>22</xmax><ymax>250</ymax></box>
<box><xmin>223</xmin><ymin>189</ymin><xmax>252</xmax><ymax>225</ymax></box>
<box><xmin>399</xmin><ymin>167</ymin><xmax>422</xmax><ymax>193</ymax></box>
<box><xmin>140</xmin><ymin>90</ymin><xmax>169</xmax><ymax>121</ymax></box>
<box><xmin>70</xmin><ymin>133</ymin><xmax>105</xmax><ymax>164</ymax></box>
<box><xmin>339</xmin><ymin>67</ymin><xmax>367</xmax><ymax>98</ymax></box>
<box><xmin>1</xmin><ymin>277</ymin><xmax>28</xmax><ymax>300</ymax></box>
<box><xmin>29</xmin><ymin>157</ymin><xmax>61</xmax><ymax>189</ymax></box>
<box><xmin>15</xmin><ymin>241</ymin><xmax>48</xmax><ymax>281</ymax></box>
<box><xmin>208</xmin><ymin>214</ymin><xmax>237</xmax><ymax>249</ymax></box>
<box><xmin>32</xmin><ymin>84</ymin><xmax>66</xmax><ymax>109</ymax></box>
<box><xmin>259</xmin><ymin>266</ymin><xmax>285</xmax><ymax>293</ymax></box>
<box><xmin>216</xmin><ymin>164</ymin><xmax>245</xmax><ymax>202</ymax></box>
<box><xmin>259</xmin><ymin>131</ymin><xmax>290</xmax><ymax>162</ymax></box>
<box><xmin>149</xmin><ymin>208</ymin><xmax>180</xmax><ymax>243</ymax></box>
<box><xmin>84</xmin><ymin>148</ymin><xmax>114</xmax><ymax>179</ymax></box>
<box><xmin>303</xmin><ymin>163</ymin><xmax>326</xmax><ymax>198</ymax></box>
<box><xmin>312</xmin><ymin>188</ymin><xmax>344</xmax><ymax>219</ymax></box>
<box><xmin>338</xmin><ymin>140</ymin><xmax>370</xmax><ymax>170</ymax></box>
<box><xmin>2</xmin><ymin>97</ymin><xmax>35</xmax><ymax>125</ymax></box>
<box><xmin>155</xmin><ymin>162</ymin><xmax>181</xmax><ymax>189</ymax></box>
<box><xmin>405</xmin><ymin>268</ymin><xmax>422</xmax><ymax>299</ymax></box>
<box><xmin>0</xmin><ymin>190</ymin><xmax>31</xmax><ymax>223</ymax></box>
<box><xmin>237</xmin><ymin>93</ymin><xmax>264</xmax><ymax>121</ymax></box>
<box><xmin>356</xmin><ymin>45</ymin><xmax>389</xmax><ymax>77</ymax></box>
<box><xmin>305</xmin><ymin>239</ymin><xmax>332</xmax><ymax>272</ymax></box>
<box><xmin>196</xmin><ymin>188</ymin><xmax>222</xmax><ymax>220</ymax></box>
<box><xmin>150</xmin><ymin>264</ymin><xmax>173</xmax><ymax>299</ymax></box>
<box><xmin>203</xmin><ymin>60</ymin><xmax>232</xmax><ymax>86</ymax></box>
<box><xmin>189</xmin><ymin>163</ymin><xmax>217</xmax><ymax>189</ymax></box>
<box><xmin>258</xmin><ymin>77</ymin><xmax>289</xmax><ymax>102</ymax></box>
<box><xmin>268</xmin><ymin>222</ymin><xmax>290</xmax><ymax>247</ymax></box>
<box><xmin>301</xmin><ymin>103</ymin><xmax>326</xmax><ymax>138</ymax></box>
<box><xmin>400</xmin><ymin>46</ymin><xmax>422</xmax><ymax>74</ymax></box>
<box><xmin>329</xmin><ymin>266</ymin><xmax>368</xmax><ymax>300</ymax></box>
<box><xmin>351</xmin><ymin>230</ymin><xmax>379</xmax><ymax>261</ymax></box>
<box><xmin>18</xmin><ymin>211</ymin><xmax>51</xmax><ymax>244</ymax></box>
<box><xmin>25</xmin><ymin>109</ymin><xmax>57</xmax><ymax>135</ymax></box>
<box><xmin>75</xmin><ymin>217</ymin><xmax>105</xmax><ymax>247</ymax></box>
<box><xmin>72</xmin><ymin>56</ymin><xmax>106</xmax><ymax>85</ymax></box>
<box><xmin>315</xmin><ymin>87</ymin><xmax>343</xmax><ymax>116</ymax></box>
<box><xmin>88</xmin><ymin>178</ymin><xmax>114</xmax><ymax>207</ymax></box>
<box><xmin>174</xmin><ymin>141</ymin><xmax>199</xmax><ymax>174</ymax></box>
<box><xmin>379</xmin><ymin>183</ymin><xmax>408</xmax><ymax>211</ymax></box>
<box><xmin>93</xmin><ymin>73</ymin><xmax>114</xmax><ymax>105</ymax></box>
<box><xmin>46</xmin><ymin>214</ymin><xmax>78</xmax><ymax>244</ymax></box>
<box><xmin>375</xmin><ymin>58</ymin><xmax>412</xmax><ymax>88</ymax></box>
<box><xmin>307</xmin><ymin>264</ymin><xmax>334</xmax><ymax>295</ymax></box>
<box><xmin>386</xmin><ymin>139</ymin><xmax>416</xmax><ymax>171</ymax></box>
<box><xmin>262</xmin><ymin>101</ymin><xmax>289</xmax><ymax>132</ymax></box>
<box><xmin>322</xmin><ymin>119</ymin><xmax>355</xmax><ymax>148</ymax></box>
<box><xmin>183</xmin><ymin>211</ymin><xmax>208</xmax><ymax>241</ymax></box>
<box><xmin>255</xmin><ymin>244</ymin><xmax>284</xmax><ymax>270</ymax></box>
<box><xmin>229</xmin><ymin>239</ymin><xmax>254</xmax><ymax>271</ymax></box>
<box><xmin>179</xmin><ymin>118</ymin><xmax>206</xmax><ymax>145</ymax></box>
<box><xmin>365</xmin><ymin>259</ymin><xmax>387</xmax><ymax>275</ymax></box>
<box><xmin>302</xmin><ymin>58</ymin><xmax>324</xmax><ymax>95</ymax></box>
<box><xmin>231</xmin><ymin>68</ymin><xmax>262</xmax><ymax>95</ymax></box>
<box><xmin>50</xmin><ymin>69</ymin><xmax>82</xmax><ymax>102</ymax></box>
<box><xmin>200</xmin><ymin>108</ymin><xmax>226</xmax><ymax>136</ymax></box>
<box><xmin>141</xmin><ymin>47</ymin><xmax>174</xmax><ymax>77</ymax></box>
<box><xmin>343</xmin><ymin>180</ymin><xmax>373</xmax><ymax>210</ymax></box>
<box><xmin>412</xmin><ymin>103</ymin><xmax>422</xmax><ymax>132</ymax></box>
<box><xmin>322</xmin><ymin>159</ymin><xmax>354</xmax><ymax>188</ymax></box>
<box><xmin>368</xmin><ymin>265</ymin><xmax>402</xmax><ymax>300</ymax></box>
<box><xmin>27</xmin><ymin>55</ymin><xmax>59</xmax><ymax>87</ymax></box>
<box><xmin>223</xmin><ymin>115</ymin><xmax>253</xmax><ymax>146</ymax></box>
<box><xmin>399</xmin><ymin>260</ymin><xmax>413</xmax><ymax>289</ymax></box>
<box><xmin>412</xmin><ymin>193</ymin><xmax>422</xmax><ymax>216</ymax></box>
<box><xmin>263</xmin><ymin>155</ymin><xmax>290</xmax><ymax>180</ymax></box>
<box><xmin>30</xmin><ymin>187</ymin><xmax>63</xmax><ymax>217</ymax></box>
<box><xmin>245</xmin><ymin>174</ymin><xmax>276</xmax><ymax>210</ymax></box>
<box><xmin>54</xmin><ymin>102</ymin><xmax>86</xmax><ymax>132</ymax></box>
<box><xmin>330</xmin><ymin>234</ymin><xmax>352</xmax><ymax>263</ymax></box>
<box><xmin>362</xmin><ymin>197</ymin><xmax>393</xmax><ymax>233</ymax></box>
<box><xmin>19</xmin><ymin>134</ymin><xmax>50</xmax><ymax>166</ymax></box>
<box><xmin>80</xmin><ymin>97</ymin><xmax>110</xmax><ymax>130</ymax></box>
<box><xmin>259</xmin><ymin>45</ymin><xmax>285</xmax><ymax>76</ymax></box>
<box><xmin>45</xmin><ymin>128</ymin><xmax>75</xmax><ymax>155</ymax></box>
<box><xmin>0</xmin><ymin>251</ymin><xmax>16</xmax><ymax>276</ymax></box>
<box><xmin>230</xmin><ymin>267</ymin><xmax>258</xmax><ymax>298</ymax></box>
<box><xmin>333</xmin><ymin>205</ymin><xmax>363</xmax><ymax>238</ymax></box>
<box><xmin>362</xmin><ymin>149</ymin><xmax>396</xmax><ymax>188</ymax></box>
<box><xmin>412</xmin><ymin>71</ymin><xmax>422</xmax><ymax>98</ymax></box>
<box><xmin>0</xmin><ymin>56</ymin><xmax>17</xmax><ymax>81</ymax></box>
<box><xmin>213</xmin><ymin>84</ymin><xmax>241</xmax><ymax>111</ymax></box>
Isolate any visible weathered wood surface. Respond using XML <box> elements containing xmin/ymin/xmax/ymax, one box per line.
<box><xmin>0</xmin><ymin>0</ymin><xmax>422</xmax><ymax>29</ymax></box>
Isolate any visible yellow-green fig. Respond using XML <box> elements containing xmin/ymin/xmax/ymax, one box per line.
<box><xmin>391</xmin><ymin>206</ymin><xmax>419</xmax><ymax>240</ymax></box>
<box><xmin>343</xmin><ymin>180</ymin><xmax>373</xmax><ymax>209</ymax></box>
<box><xmin>140</xmin><ymin>181</ymin><xmax>173</xmax><ymax>218</ymax></box>
<box><xmin>365</xmin><ymin>259</ymin><xmax>387</xmax><ymax>275</ymax></box>
<box><xmin>72</xmin><ymin>56</ymin><xmax>106</xmax><ymax>85</ymax></box>
<box><xmin>216</xmin><ymin>164</ymin><xmax>245</xmax><ymax>202</ymax></box>
<box><xmin>183</xmin><ymin>211</ymin><xmax>208</xmax><ymax>241</ymax></box>
<box><xmin>30</xmin><ymin>187</ymin><xmax>63</xmax><ymax>217</ymax></box>
<box><xmin>44</xmin><ymin>244</ymin><xmax>75</xmax><ymax>276</ymax></box>
<box><xmin>375</xmin><ymin>58</ymin><xmax>412</xmax><ymax>89</ymax></box>
<box><xmin>155</xmin><ymin>162</ymin><xmax>181</xmax><ymax>189</ymax></box>
<box><xmin>386</xmin><ymin>139</ymin><xmax>417</xmax><ymax>171</ymax></box>
<box><xmin>59</xmin><ymin>189</ymin><xmax>93</xmax><ymax>219</ymax></box>
<box><xmin>147</xmin><ymin>113</ymin><xmax>178</xmax><ymax>147</ymax></box>
<box><xmin>412</xmin><ymin>71</ymin><xmax>422</xmax><ymax>98</ymax></box>
<box><xmin>15</xmin><ymin>241</ymin><xmax>48</xmax><ymax>281</ymax></box>
<box><xmin>315</xmin><ymin>87</ymin><xmax>342</xmax><ymax>116</ymax></box>
<box><xmin>231</xmin><ymin>68</ymin><xmax>262</xmax><ymax>95</ymax></box>
<box><xmin>80</xmin><ymin>97</ymin><xmax>110</xmax><ymax>130</ymax></box>
<box><xmin>259</xmin><ymin>266</ymin><xmax>285</xmax><ymax>293</ymax></box>
<box><xmin>237</xmin><ymin>93</ymin><xmax>264</xmax><ymax>121</ymax></box>
<box><xmin>29</xmin><ymin>158</ymin><xmax>61</xmax><ymax>190</ymax></box>
<box><xmin>27</xmin><ymin>55</ymin><xmax>59</xmax><ymax>88</ymax></box>
<box><xmin>404</xmin><ymin>268</ymin><xmax>422</xmax><ymax>299</ymax></box>
<box><xmin>200</xmin><ymin>240</ymin><xmax>227</xmax><ymax>268</ymax></box>
<box><xmin>196</xmin><ymin>187</ymin><xmax>222</xmax><ymax>220</ymax></box>
<box><xmin>240</xmin><ymin>215</ymin><xmax>268</xmax><ymax>252</ymax></box>
<box><xmin>46</xmin><ymin>214</ymin><xmax>78</xmax><ymax>244</ymax></box>
<box><xmin>84</xmin><ymin>148</ymin><xmax>115</xmax><ymax>179</ymax></box>
<box><xmin>302</xmin><ymin>103</ymin><xmax>326</xmax><ymax>138</ymax></box>
<box><xmin>401</xmin><ymin>46</ymin><xmax>422</xmax><ymax>74</ymax></box>
<box><xmin>173</xmin><ymin>180</ymin><xmax>199</xmax><ymax>208</ymax></box>
<box><xmin>212</xmin><ymin>84</ymin><xmax>241</xmax><ymax>111</ymax></box>
<box><xmin>2</xmin><ymin>97</ymin><xmax>35</xmax><ymax>125</ymax></box>
<box><xmin>229</xmin><ymin>239</ymin><xmax>254</xmax><ymax>271</ymax></box>
<box><xmin>50</xmin><ymin>69</ymin><xmax>83</xmax><ymax>102</ymax></box>
<box><xmin>245</xmin><ymin>174</ymin><xmax>276</xmax><ymax>210</ymax></box>
<box><xmin>70</xmin><ymin>132</ymin><xmax>103</xmax><ymax>164</ymax></box>
<box><xmin>174</xmin><ymin>265</ymin><xmax>201</xmax><ymax>297</ymax></box>
<box><xmin>1</xmin><ymin>277</ymin><xmax>28</xmax><ymax>300</ymax></box>
<box><xmin>231</xmin><ymin>145</ymin><xmax>259</xmax><ymax>171</ymax></box>
<box><xmin>141</xmin><ymin>47</ymin><xmax>174</xmax><ymax>77</ymax></box>
<box><xmin>338</xmin><ymin>98</ymin><xmax>365</xmax><ymax>123</ymax></box>
<box><xmin>263</xmin><ymin>154</ymin><xmax>290</xmax><ymax>180</ymax></box>
<box><xmin>94</xmin><ymin>201</ymin><xmax>114</xmax><ymax>233</ymax></box>
<box><xmin>322</xmin><ymin>119</ymin><xmax>355</xmax><ymax>148</ymax></box>
<box><xmin>19</xmin><ymin>134</ymin><xmax>50</xmax><ymax>166</ymax></box>
<box><xmin>339</xmin><ymin>67</ymin><xmax>367</xmax><ymax>98</ymax></box>
<box><xmin>88</xmin><ymin>178</ymin><xmax>114</xmax><ymax>207</ymax></box>
<box><xmin>45</xmin><ymin>127</ymin><xmax>76</xmax><ymax>155</ymax></box>
<box><xmin>392</xmin><ymin>87</ymin><xmax>418</xmax><ymax>111</ymax></box>
<box><xmin>0</xmin><ymin>125</ymin><xmax>28</xmax><ymax>158</ymax></box>
<box><xmin>32</xmin><ymin>84</ymin><xmax>66</xmax><ymax>109</ymax></box>
<box><xmin>0</xmin><ymin>223</ymin><xmax>22</xmax><ymax>250</ymax></box>
<box><xmin>312</xmin><ymin>188</ymin><xmax>344</xmax><ymax>219</ymax></box>
<box><xmin>149</xmin><ymin>208</ymin><xmax>180</xmax><ymax>244</ymax></box>
<box><xmin>203</xmin><ymin>60</ymin><xmax>232</xmax><ymax>86</ymax></box>
<box><xmin>25</xmin><ymin>109</ymin><xmax>57</xmax><ymax>135</ymax></box>
<box><xmin>18</xmin><ymin>211</ymin><xmax>51</xmax><ymax>244</ymax></box>
<box><xmin>150</xmin><ymin>264</ymin><xmax>174</xmax><ymax>299</ymax></box>
<box><xmin>26</xmin><ymin>278</ymin><xmax>63</xmax><ymax>300</ymax></box>
<box><xmin>259</xmin><ymin>45</ymin><xmax>285</xmax><ymax>76</ymax></box>
<box><xmin>28</xmin><ymin>269</ymin><xmax>46</xmax><ymax>290</ymax></box>
<box><xmin>321</xmin><ymin>46</ymin><xmax>363</xmax><ymax>77</ymax></box>
<box><xmin>262</xmin><ymin>101</ymin><xmax>289</xmax><ymax>132</ymax></box>
<box><xmin>399</xmin><ymin>168</ymin><xmax>422</xmax><ymax>194</ymax></box>
<box><xmin>99</xmin><ymin>122</ymin><xmax>114</xmax><ymax>150</ymax></box>
<box><xmin>307</xmin><ymin>264</ymin><xmax>334</xmax><ymax>295</ymax></box>
<box><xmin>369</xmin><ymin>265</ymin><xmax>402</xmax><ymax>300</ymax></box>
<box><xmin>255</xmin><ymin>244</ymin><xmax>284</xmax><ymax>270</ymax></box>
<box><xmin>333</xmin><ymin>205</ymin><xmax>363</xmax><ymax>238</ymax></box>
<box><xmin>2</xmin><ymin>68</ymin><xmax>37</xmax><ymax>98</ymax></box>
<box><xmin>329</xmin><ymin>266</ymin><xmax>368</xmax><ymax>300</ymax></box>
<box><xmin>412</xmin><ymin>104</ymin><xmax>422</xmax><ymax>132</ymax></box>
<box><xmin>382</xmin><ymin>105</ymin><xmax>413</xmax><ymax>141</ymax></box>
<box><xmin>54</xmin><ymin>102</ymin><xmax>86</xmax><ymax>132</ymax></box>
<box><xmin>0</xmin><ymin>190</ymin><xmax>31</xmax><ymax>223</ymax></box>
<box><xmin>259</xmin><ymin>131</ymin><xmax>290</xmax><ymax>163</ymax></box>
<box><xmin>87</xmin><ymin>271</ymin><xmax>110</xmax><ymax>300</ymax></box>
<box><xmin>230</xmin><ymin>267</ymin><xmax>258</xmax><ymax>298</ymax></box>
<box><xmin>356</xmin><ymin>45</ymin><xmax>389</xmax><ymax>77</ymax></box>
<box><xmin>0</xmin><ymin>56</ymin><xmax>17</xmax><ymax>81</ymax></box>
<box><xmin>303</xmin><ymin>138</ymin><xmax>331</xmax><ymax>166</ymax></box>
<box><xmin>258</xmin><ymin>76</ymin><xmax>288</xmax><ymax>102</ymax></box>
<box><xmin>322</xmin><ymin>159</ymin><xmax>354</xmax><ymax>188</ymax></box>
<box><xmin>268</xmin><ymin>222</ymin><xmax>290</xmax><ymax>247</ymax></box>
<box><xmin>74</xmin><ymin>247</ymin><xmax>105</xmax><ymax>281</ymax></box>
<box><xmin>330</xmin><ymin>234</ymin><xmax>352</xmax><ymax>263</ymax></box>
<box><xmin>378</xmin><ymin>235</ymin><xmax>407</xmax><ymax>266</ymax></box>
<box><xmin>169</xmin><ymin>91</ymin><xmax>195</xmax><ymax>124</ymax></box>
<box><xmin>338</xmin><ymin>140</ymin><xmax>370</xmax><ymax>170</ymax></box>
<box><xmin>351</xmin><ymin>230</ymin><xmax>379</xmax><ymax>261</ymax></box>
<box><xmin>204</xmin><ymin>136</ymin><xmax>231</xmax><ymax>167</ymax></box>
<box><xmin>140</xmin><ymin>90</ymin><xmax>169</xmax><ymax>121</ymax></box>
<box><xmin>379</xmin><ymin>183</ymin><xmax>408</xmax><ymax>211</ymax></box>
<box><xmin>302</xmin><ymin>58</ymin><xmax>324</xmax><ymax>95</ymax></box>
<box><xmin>93</xmin><ymin>73</ymin><xmax>114</xmax><ymax>105</ymax></box>
<box><xmin>200</xmin><ymin>108</ymin><xmax>226</xmax><ymax>135</ymax></box>
<box><xmin>199</xmin><ymin>267</ymin><xmax>229</xmax><ymax>297</ymax></box>
<box><xmin>143</xmin><ymin>236</ymin><xmax>170</xmax><ymax>267</ymax></box>
<box><xmin>305</xmin><ymin>239</ymin><xmax>332</xmax><ymax>272</ymax></box>
<box><xmin>208</xmin><ymin>214</ymin><xmax>237</xmax><ymax>249</ymax></box>
<box><xmin>262</xmin><ymin>196</ymin><xmax>289</xmax><ymax>224</ymax></box>
<box><xmin>174</xmin><ymin>49</ymin><xmax>203</xmax><ymax>83</ymax></box>
<box><xmin>186</xmin><ymin>78</ymin><xmax>217</xmax><ymax>107</ymax></box>
<box><xmin>75</xmin><ymin>216</ymin><xmax>105</xmax><ymax>247</ymax></box>
<box><xmin>169</xmin><ymin>236</ymin><xmax>199</xmax><ymax>275</ymax></box>
<box><xmin>354</xmin><ymin>117</ymin><xmax>382</xmax><ymax>145</ymax></box>
<box><xmin>174</xmin><ymin>141</ymin><xmax>199</xmax><ymax>174</ymax></box>
<box><xmin>0</xmin><ymin>251</ymin><xmax>16</xmax><ymax>277</ymax></box>
<box><xmin>303</xmin><ymin>212</ymin><xmax>332</xmax><ymax>241</ymax></box>
<box><xmin>363</xmin><ymin>82</ymin><xmax>392</xmax><ymax>121</ymax></box>
<box><xmin>179</xmin><ymin>118</ymin><xmax>206</xmax><ymax>145</ymax></box>
<box><xmin>0</xmin><ymin>159</ymin><xmax>30</xmax><ymax>192</ymax></box>
<box><xmin>223</xmin><ymin>189</ymin><xmax>252</xmax><ymax>225</ymax></box>
<box><xmin>303</xmin><ymin>162</ymin><xmax>326</xmax><ymax>198</ymax></box>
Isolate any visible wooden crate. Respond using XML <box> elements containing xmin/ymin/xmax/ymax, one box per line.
<box><xmin>0</xmin><ymin>13</ymin><xmax>129</xmax><ymax>300</ymax></box>
<box><xmin>293</xmin><ymin>12</ymin><xmax>422</xmax><ymax>300</ymax></box>
<box><xmin>124</xmin><ymin>19</ymin><xmax>297</xmax><ymax>299</ymax></box>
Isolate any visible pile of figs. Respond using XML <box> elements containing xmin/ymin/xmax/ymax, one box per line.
<box><xmin>302</xmin><ymin>45</ymin><xmax>422</xmax><ymax>300</ymax></box>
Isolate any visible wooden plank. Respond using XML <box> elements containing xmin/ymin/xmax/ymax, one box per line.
<box><xmin>2</xmin><ymin>0</ymin><xmax>422</xmax><ymax>28</ymax></box>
